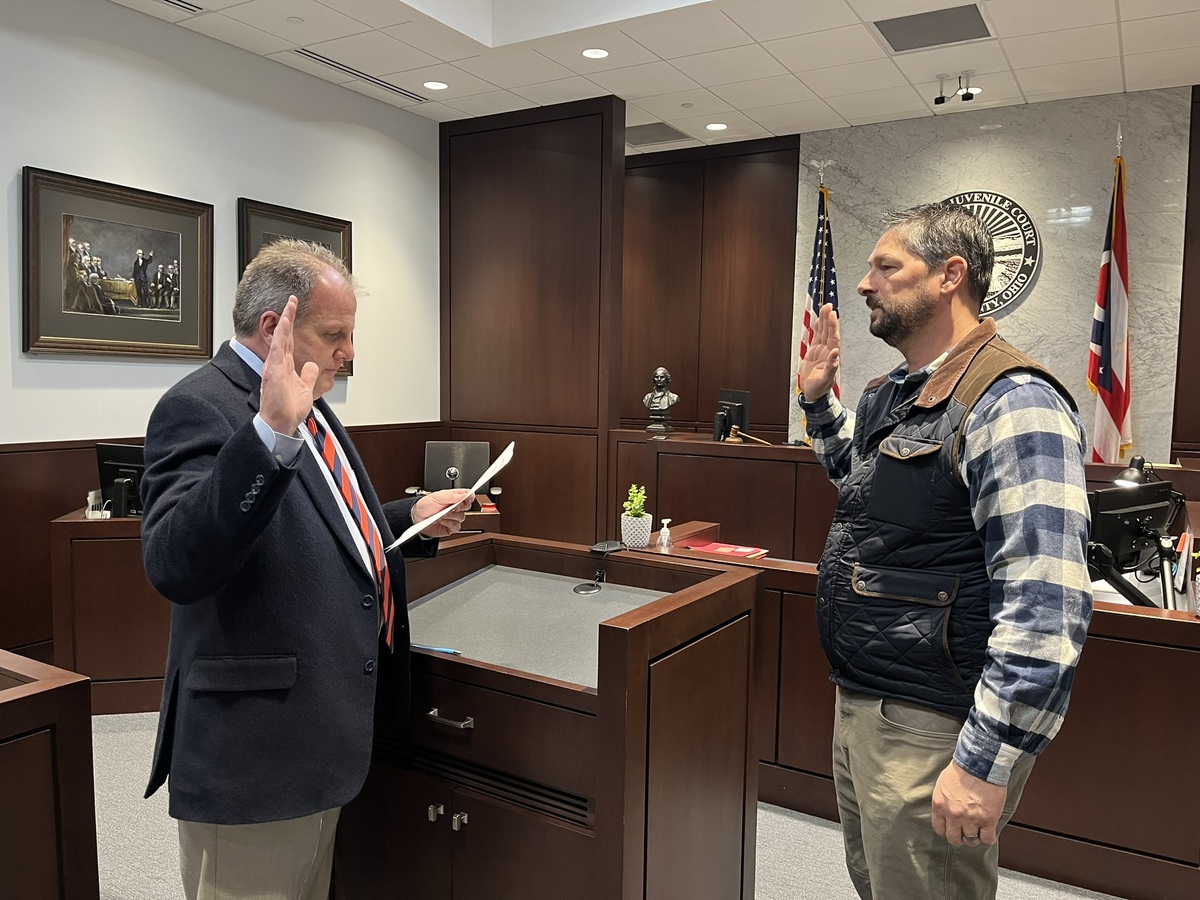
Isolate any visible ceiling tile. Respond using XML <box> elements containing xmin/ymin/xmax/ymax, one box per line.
<box><xmin>1119</xmin><ymin>0</ymin><xmax>1200</xmax><ymax>18</ymax></box>
<box><xmin>630</xmin><ymin>138</ymin><xmax>706</xmax><ymax>153</ymax></box>
<box><xmin>528</xmin><ymin>28</ymin><xmax>662</xmax><ymax>74</ymax></box>
<box><xmin>193</xmin><ymin>0</ymin><xmax>274</xmax><ymax>10</ymax></box>
<box><xmin>984</xmin><ymin>0</ymin><xmax>1116</xmax><ymax>37</ymax></box>
<box><xmin>709</xmin><ymin>74</ymin><xmax>817</xmax><ymax>108</ymax></box>
<box><xmin>848</xmin><ymin>109</ymin><xmax>934</xmax><ymax>126</ymax></box>
<box><xmin>382</xmin><ymin>17</ymin><xmax>490</xmax><ymax>62</ymax></box>
<box><xmin>313</xmin><ymin>0</ymin><xmax>413</xmax><ymax>29</ymax></box>
<box><xmin>635</xmin><ymin>88</ymin><xmax>734</xmax><ymax>121</ymax></box>
<box><xmin>669</xmin><ymin>44</ymin><xmax>788</xmax><ymax>87</ymax></box>
<box><xmin>106</xmin><ymin>0</ymin><xmax>191</xmax><ymax>24</ymax></box>
<box><xmin>403</xmin><ymin>101</ymin><xmax>471</xmax><ymax>122</ymax></box>
<box><xmin>266</xmin><ymin>48</ymin><xmax>358</xmax><ymax>84</ymax></box>
<box><xmin>619</xmin><ymin>5</ymin><xmax>753</xmax><ymax>58</ymax></box>
<box><xmin>849</xmin><ymin>0</ymin><xmax>974</xmax><ymax>20</ymax></box>
<box><xmin>667</xmin><ymin>110</ymin><xmax>774</xmax><ymax>142</ymax></box>
<box><xmin>889</xmin><ymin>39</ymin><xmax>1010</xmax><ymax>83</ymax></box>
<box><xmin>625</xmin><ymin>103</ymin><xmax>662</xmax><ymax>126</ymax></box>
<box><xmin>454</xmin><ymin>49</ymin><xmax>577</xmax><ymax>88</ymax></box>
<box><xmin>444</xmin><ymin>91</ymin><xmax>540</xmax><ymax>117</ymax></box>
<box><xmin>1124</xmin><ymin>46</ymin><xmax>1200</xmax><ymax>90</ymax></box>
<box><xmin>764</xmin><ymin>24</ymin><xmax>887</xmax><ymax>73</ymax></box>
<box><xmin>716</xmin><ymin>0</ymin><xmax>860</xmax><ymax>42</ymax></box>
<box><xmin>586</xmin><ymin>61</ymin><xmax>700</xmax><ymax>99</ymax></box>
<box><xmin>222</xmin><ymin>0</ymin><xmax>369</xmax><ymax>45</ymax></box>
<box><xmin>798</xmin><ymin>58</ymin><xmax>909</xmax><ymax>98</ymax></box>
<box><xmin>1122</xmin><ymin>10</ymin><xmax>1200</xmax><ymax>54</ymax></box>
<box><xmin>380</xmin><ymin>63</ymin><xmax>498</xmax><ymax>100</ymax></box>
<box><xmin>1000</xmin><ymin>24</ymin><xmax>1119</xmax><ymax>68</ymax></box>
<box><xmin>306</xmin><ymin>31</ymin><xmax>439</xmax><ymax>78</ymax></box>
<box><xmin>825</xmin><ymin>85</ymin><xmax>929</xmax><ymax>120</ymax></box>
<box><xmin>745</xmin><ymin>99</ymin><xmax>848</xmax><ymax>133</ymax></box>
<box><xmin>342</xmin><ymin>79</ymin><xmax>421</xmax><ymax>108</ymax></box>
<box><xmin>179</xmin><ymin>12</ymin><xmax>294</xmax><ymax>55</ymax></box>
<box><xmin>512</xmin><ymin>77</ymin><xmax>610</xmax><ymax>105</ymax></box>
<box><xmin>1015</xmin><ymin>57</ymin><xmax>1124</xmax><ymax>96</ymax></box>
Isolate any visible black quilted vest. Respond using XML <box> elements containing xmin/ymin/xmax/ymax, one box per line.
<box><xmin>815</xmin><ymin>319</ymin><xmax>1076</xmax><ymax>717</ymax></box>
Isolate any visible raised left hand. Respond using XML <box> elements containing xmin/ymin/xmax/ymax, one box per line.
<box><xmin>412</xmin><ymin>489</ymin><xmax>474</xmax><ymax>538</ymax></box>
<box><xmin>932</xmin><ymin>760</ymin><xmax>1008</xmax><ymax>847</ymax></box>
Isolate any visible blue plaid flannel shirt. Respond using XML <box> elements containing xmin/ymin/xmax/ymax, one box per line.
<box><xmin>801</xmin><ymin>359</ymin><xmax>1093</xmax><ymax>785</ymax></box>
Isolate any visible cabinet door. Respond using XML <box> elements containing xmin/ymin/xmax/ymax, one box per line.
<box><xmin>450</xmin><ymin>788</ymin><xmax>597</xmax><ymax>900</ymax></box>
<box><xmin>776</xmin><ymin>592</ymin><xmax>835</xmax><ymax>777</ymax></box>
<box><xmin>334</xmin><ymin>765</ymin><xmax>453</xmax><ymax>900</ymax></box>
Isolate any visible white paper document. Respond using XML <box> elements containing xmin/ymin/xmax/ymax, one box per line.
<box><xmin>386</xmin><ymin>441</ymin><xmax>515</xmax><ymax>550</ymax></box>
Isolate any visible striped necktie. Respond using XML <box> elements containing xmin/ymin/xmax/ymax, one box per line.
<box><xmin>305</xmin><ymin>412</ymin><xmax>395</xmax><ymax>649</ymax></box>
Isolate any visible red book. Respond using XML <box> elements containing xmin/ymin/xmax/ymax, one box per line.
<box><xmin>687</xmin><ymin>541</ymin><xmax>768</xmax><ymax>559</ymax></box>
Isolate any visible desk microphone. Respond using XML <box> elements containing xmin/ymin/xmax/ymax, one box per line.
<box><xmin>574</xmin><ymin>541</ymin><xmax>623</xmax><ymax>594</ymax></box>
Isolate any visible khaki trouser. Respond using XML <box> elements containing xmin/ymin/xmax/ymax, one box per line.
<box><xmin>832</xmin><ymin>687</ymin><xmax>1036</xmax><ymax>900</ymax></box>
<box><xmin>178</xmin><ymin>807</ymin><xmax>341</xmax><ymax>900</ymax></box>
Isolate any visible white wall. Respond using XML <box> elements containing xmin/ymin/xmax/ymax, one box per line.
<box><xmin>1</xmin><ymin>0</ymin><xmax>441</xmax><ymax>444</ymax></box>
<box><xmin>787</xmin><ymin>89</ymin><xmax>1190</xmax><ymax>464</ymax></box>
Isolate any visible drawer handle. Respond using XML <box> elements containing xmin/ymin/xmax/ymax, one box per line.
<box><xmin>452</xmin><ymin>812</ymin><xmax>469</xmax><ymax>831</ymax></box>
<box><xmin>426</xmin><ymin>707</ymin><xmax>475</xmax><ymax>730</ymax></box>
<box><xmin>428</xmin><ymin>803</ymin><xmax>444</xmax><ymax>822</ymax></box>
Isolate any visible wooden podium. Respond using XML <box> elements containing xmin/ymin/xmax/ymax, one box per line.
<box><xmin>49</xmin><ymin>509</ymin><xmax>169</xmax><ymax>714</ymax></box>
<box><xmin>334</xmin><ymin>533</ymin><xmax>760</xmax><ymax>900</ymax></box>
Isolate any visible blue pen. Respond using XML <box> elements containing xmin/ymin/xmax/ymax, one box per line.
<box><xmin>412</xmin><ymin>643</ymin><xmax>462</xmax><ymax>655</ymax></box>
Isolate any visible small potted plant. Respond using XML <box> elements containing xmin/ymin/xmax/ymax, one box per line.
<box><xmin>621</xmin><ymin>483</ymin><xmax>652</xmax><ymax>548</ymax></box>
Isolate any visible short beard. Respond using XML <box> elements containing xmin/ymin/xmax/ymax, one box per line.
<box><xmin>868</xmin><ymin>284</ymin><xmax>938</xmax><ymax>348</ymax></box>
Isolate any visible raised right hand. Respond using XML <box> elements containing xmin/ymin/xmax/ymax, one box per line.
<box><xmin>259</xmin><ymin>296</ymin><xmax>319</xmax><ymax>435</ymax></box>
<box><xmin>799</xmin><ymin>302</ymin><xmax>841</xmax><ymax>402</ymax></box>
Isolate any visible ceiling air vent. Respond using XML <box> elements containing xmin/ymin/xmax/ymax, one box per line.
<box><xmin>292</xmin><ymin>49</ymin><xmax>427</xmax><ymax>103</ymax></box>
<box><xmin>626</xmin><ymin>122</ymin><xmax>690</xmax><ymax>146</ymax></box>
<box><xmin>874</xmin><ymin>4</ymin><xmax>990</xmax><ymax>53</ymax></box>
<box><xmin>158</xmin><ymin>0</ymin><xmax>204</xmax><ymax>13</ymax></box>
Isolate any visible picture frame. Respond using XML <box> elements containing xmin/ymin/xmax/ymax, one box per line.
<box><xmin>238</xmin><ymin>198</ymin><xmax>354</xmax><ymax>376</ymax></box>
<box><xmin>22</xmin><ymin>167</ymin><xmax>214</xmax><ymax>359</ymax></box>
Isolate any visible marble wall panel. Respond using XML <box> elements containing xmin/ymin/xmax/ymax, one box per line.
<box><xmin>788</xmin><ymin>88</ymin><xmax>1190</xmax><ymax>465</ymax></box>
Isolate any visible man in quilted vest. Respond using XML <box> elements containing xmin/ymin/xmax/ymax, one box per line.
<box><xmin>798</xmin><ymin>203</ymin><xmax>1092</xmax><ymax>899</ymax></box>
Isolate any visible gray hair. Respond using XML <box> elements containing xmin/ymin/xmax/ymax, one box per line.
<box><xmin>232</xmin><ymin>238</ymin><xmax>356</xmax><ymax>337</ymax></box>
<box><xmin>882</xmin><ymin>203</ymin><xmax>993</xmax><ymax>310</ymax></box>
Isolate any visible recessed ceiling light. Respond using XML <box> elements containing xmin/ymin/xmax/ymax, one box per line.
<box><xmin>706</xmin><ymin>123</ymin><xmax>728</xmax><ymax>131</ymax></box>
<box><xmin>979</xmin><ymin>123</ymin><xmax>1002</xmax><ymax>131</ymax></box>
<box><xmin>581</xmin><ymin>48</ymin><xmax>609</xmax><ymax>59</ymax></box>
<box><xmin>286</xmin><ymin>16</ymin><xmax>304</xmax><ymax>25</ymax></box>
<box><xmin>423</xmin><ymin>81</ymin><xmax>449</xmax><ymax>91</ymax></box>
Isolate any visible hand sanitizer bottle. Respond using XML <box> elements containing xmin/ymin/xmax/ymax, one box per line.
<box><xmin>657</xmin><ymin>517</ymin><xmax>672</xmax><ymax>548</ymax></box>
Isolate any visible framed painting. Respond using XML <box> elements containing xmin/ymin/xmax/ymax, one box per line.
<box><xmin>22</xmin><ymin>167</ymin><xmax>213</xmax><ymax>359</ymax></box>
<box><xmin>238</xmin><ymin>198</ymin><xmax>354</xmax><ymax>375</ymax></box>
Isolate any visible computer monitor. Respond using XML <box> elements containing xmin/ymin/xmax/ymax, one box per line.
<box><xmin>713</xmin><ymin>389</ymin><xmax>750</xmax><ymax>442</ymax></box>
<box><xmin>96</xmin><ymin>442</ymin><xmax>145</xmax><ymax>517</ymax></box>
<box><xmin>1086</xmin><ymin>480</ymin><xmax>1177</xmax><ymax>607</ymax></box>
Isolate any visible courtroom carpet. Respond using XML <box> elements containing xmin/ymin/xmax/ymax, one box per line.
<box><xmin>93</xmin><ymin>713</ymin><xmax>1123</xmax><ymax>899</ymax></box>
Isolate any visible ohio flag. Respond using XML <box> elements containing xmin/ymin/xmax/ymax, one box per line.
<box><xmin>796</xmin><ymin>184</ymin><xmax>840</xmax><ymax>400</ymax></box>
<box><xmin>1087</xmin><ymin>156</ymin><xmax>1132</xmax><ymax>463</ymax></box>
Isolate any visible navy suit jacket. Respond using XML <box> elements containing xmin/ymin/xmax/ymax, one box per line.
<box><xmin>141</xmin><ymin>342</ymin><xmax>422</xmax><ymax>824</ymax></box>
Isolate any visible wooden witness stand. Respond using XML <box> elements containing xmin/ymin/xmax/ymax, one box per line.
<box><xmin>633</xmin><ymin>520</ymin><xmax>1200</xmax><ymax>900</ymax></box>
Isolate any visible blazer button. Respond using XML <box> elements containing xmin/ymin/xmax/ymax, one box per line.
<box><xmin>254</xmin><ymin>475</ymin><xmax>265</xmax><ymax>486</ymax></box>
<box><xmin>361</xmin><ymin>595</ymin><xmax>374</xmax><ymax>608</ymax></box>
<box><xmin>363</xmin><ymin>659</ymin><xmax>376</xmax><ymax>674</ymax></box>
<box><xmin>239</xmin><ymin>500</ymin><xmax>252</xmax><ymax>512</ymax></box>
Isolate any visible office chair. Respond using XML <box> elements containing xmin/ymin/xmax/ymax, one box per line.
<box><xmin>405</xmin><ymin>441</ymin><xmax>502</xmax><ymax>509</ymax></box>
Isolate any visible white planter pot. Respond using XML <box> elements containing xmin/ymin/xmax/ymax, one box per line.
<box><xmin>621</xmin><ymin>514</ymin><xmax>652</xmax><ymax>548</ymax></box>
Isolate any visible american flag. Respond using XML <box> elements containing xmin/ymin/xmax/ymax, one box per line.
<box><xmin>1087</xmin><ymin>156</ymin><xmax>1132</xmax><ymax>463</ymax></box>
<box><xmin>796</xmin><ymin>184</ymin><xmax>840</xmax><ymax>399</ymax></box>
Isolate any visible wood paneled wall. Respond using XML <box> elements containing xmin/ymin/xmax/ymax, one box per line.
<box><xmin>1171</xmin><ymin>85</ymin><xmax>1200</xmax><ymax>460</ymax></box>
<box><xmin>0</xmin><ymin>423</ymin><xmax>444</xmax><ymax>658</ymax></box>
<box><xmin>621</xmin><ymin>138</ymin><xmax>800</xmax><ymax>440</ymax></box>
<box><xmin>441</xmin><ymin>97</ymin><xmax>626</xmax><ymax>541</ymax></box>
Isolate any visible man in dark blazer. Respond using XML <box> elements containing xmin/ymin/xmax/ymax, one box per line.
<box><xmin>140</xmin><ymin>238</ymin><xmax>471</xmax><ymax>899</ymax></box>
